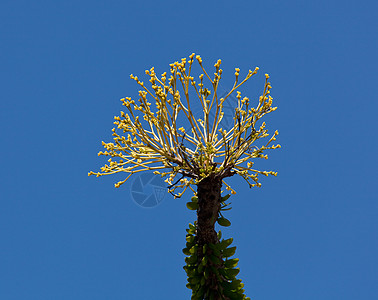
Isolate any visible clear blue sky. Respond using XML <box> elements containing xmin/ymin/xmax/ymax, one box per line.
<box><xmin>1</xmin><ymin>1</ymin><xmax>377</xmax><ymax>299</ymax></box>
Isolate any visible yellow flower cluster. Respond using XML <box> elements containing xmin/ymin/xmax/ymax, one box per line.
<box><xmin>89</xmin><ymin>53</ymin><xmax>280</xmax><ymax>197</ymax></box>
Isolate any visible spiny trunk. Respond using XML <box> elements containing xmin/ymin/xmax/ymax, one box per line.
<box><xmin>196</xmin><ymin>175</ymin><xmax>226</xmax><ymax>300</ymax></box>
<box><xmin>196</xmin><ymin>176</ymin><xmax>221</xmax><ymax>246</ymax></box>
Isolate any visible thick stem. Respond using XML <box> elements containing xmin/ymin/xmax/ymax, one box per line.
<box><xmin>196</xmin><ymin>175</ymin><xmax>221</xmax><ymax>247</ymax></box>
<box><xmin>196</xmin><ymin>175</ymin><xmax>226</xmax><ymax>299</ymax></box>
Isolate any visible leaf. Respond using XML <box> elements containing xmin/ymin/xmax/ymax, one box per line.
<box><xmin>223</xmin><ymin>283</ymin><xmax>244</xmax><ymax>299</ymax></box>
<box><xmin>208</xmin><ymin>243</ymin><xmax>221</xmax><ymax>256</ymax></box>
<box><xmin>209</xmin><ymin>254</ymin><xmax>221</xmax><ymax>265</ymax></box>
<box><xmin>220</xmin><ymin>202</ymin><xmax>233</xmax><ymax>211</ymax></box>
<box><xmin>200</xmin><ymin>256</ymin><xmax>208</xmax><ymax>266</ymax></box>
<box><xmin>200</xmin><ymin>276</ymin><xmax>205</xmax><ymax>286</ymax></box>
<box><xmin>220</xmin><ymin>206</ymin><xmax>232</xmax><ymax>211</ymax></box>
<box><xmin>191</xmin><ymin>196</ymin><xmax>198</xmax><ymax>203</ymax></box>
<box><xmin>218</xmin><ymin>238</ymin><xmax>233</xmax><ymax>250</ymax></box>
<box><xmin>221</xmin><ymin>194</ymin><xmax>231</xmax><ymax>201</ymax></box>
<box><xmin>186</xmin><ymin>235</ymin><xmax>194</xmax><ymax>243</ymax></box>
<box><xmin>187</xmin><ymin>227</ymin><xmax>196</xmax><ymax>235</ymax></box>
<box><xmin>186</xmin><ymin>201</ymin><xmax>199</xmax><ymax>210</ymax></box>
<box><xmin>198</xmin><ymin>261</ymin><xmax>204</xmax><ymax>273</ymax></box>
<box><xmin>210</xmin><ymin>265</ymin><xmax>220</xmax><ymax>276</ymax></box>
<box><xmin>222</xmin><ymin>246</ymin><xmax>237</xmax><ymax>258</ymax></box>
<box><xmin>189</xmin><ymin>276</ymin><xmax>200</xmax><ymax>285</ymax></box>
<box><xmin>228</xmin><ymin>279</ymin><xmax>243</xmax><ymax>291</ymax></box>
<box><xmin>211</xmin><ymin>246</ymin><xmax>221</xmax><ymax>257</ymax></box>
<box><xmin>189</xmin><ymin>245</ymin><xmax>197</xmax><ymax>254</ymax></box>
<box><xmin>187</xmin><ymin>254</ymin><xmax>197</xmax><ymax>264</ymax></box>
<box><xmin>193</xmin><ymin>286</ymin><xmax>205</xmax><ymax>299</ymax></box>
<box><xmin>224</xmin><ymin>258</ymin><xmax>239</xmax><ymax>268</ymax></box>
<box><xmin>186</xmin><ymin>268</ymin><xmax>197</xmax><ymax>278</ymax></box>
<box><xmin>217</xmin><ymin>217</ymin><xmax>231</xmax><ymax>227</ymax></box>
<box><xmin>226</xmin><ymin>268</ymin><xmax>240</xmax><ymax>280</ymax></box>
<box><xmin>184</xmin><ymin>265</ymin><xmax>195</xmax><ymax>272</ymax></box>
<box><xmin>203</xmin><ymin>269</ymin><xmax>209</xmax><ymax>279</ymax></box>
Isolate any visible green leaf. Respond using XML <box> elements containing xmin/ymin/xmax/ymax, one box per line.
<box><xmin>189</xmin><ymin>276</ymin><xmax>200</xmax><ymax>285</ymax></box>
<box><xmin>223</xmin><ymin>246</ymin><xmax>237</xmax><ymax>258</ymax></box>
<box><xmin>228</xmin><ymin>279</ymin><xmax>243</xmax><ymax>290</ymax></box>
<box><xmin>223</xmin><ymin>285</ymin><xmax>244</xmax><ymax>300</ymax></box>
<box><xmin>187</xmin><ymin>254</ymin><xmax>197</xmax><ymax>264</ymax></box>
<box><xmin>221</xmin><ymin>194</ymin><xmax>231</xmax><ymax>201</ymax></box>
<box><xmin>188</xmin><ymin>228</ymin><xmax>196</xmax><ymax>235</ymax></box>
<box><xmin>213</xmin><ymin>248</ymin><xmax>221</xmax><ymax>257</ymax></box>
<box><xmin>220</xmin><ymin>201</ymin><xmax>233</xmax><ymax>211</ymax></box>
<box><xmin>189</xmin><ymin>245</ymin><xmax>197</xmax><ymax>254</ymax></box>
<box><xmin>191</xmin><ymin>196</ymin><xmax>198</xmax><ymax>203</ymax></box>
<box><xmin>186</xmin><ymin>201</ymin><xmax>199</xmax><ymax>210</ymax></box>
<box><xmin>198</xmin><ymin>261</ymin><xmax>204</xmax><ymax>273</ymax></box>
<box><xmin>200</xmin><ymin>256</ymin><xmax>208</xmax><ymax>266</ymax></box>
<box><xmin>184</xmin><ymin>265</ymin><xmax>195</xmax><ymax>272</ymax></box>
<box><xmin>220</xmin><ymin>206</ymin><xmax>232</xmax><ymax>211</ymax></box>
<box><xmin>226</xmin><ymin>268</ymin><xmax>240</xmax><ymax>280</ymax></box>
<box><xmin>186</xmin><ymin>283</ymin><xmax>193</xmax><ymax>289</ymax></box>
<box><xmin>217</xmin><ymin>230</ymin><xmax>222</xmax><ymax>240</ymax></box>
<box><xmin>210</xmin><ymin>265</ymin><xmax>220</xmax><ymax>276</ymax></box>
<box><xmin>224</xmin><ymin>258</ymin><xmax>239</xmax><ymax>268</ymax></box>
<box><xmin>217</xmin><ymin>217</ymin><xmax>231</xmax><ymax>227</ymax></box>
<box><xmin>203</xmin><ymin>268</ymin><xmax>209</xmax><ymax>279</ymax></box>
<box><xmin>186</xmin><ymin>235</ymin><xmax>195</xmax><ymax>243</ymax></box>
<box><xmin>186</xmin><ymin>268</ymin><xmax>197</xmax><ymax>278</ymax></box>
<box><xmin>209</xmin><ymin>254</ymin><xmax>221</xmax><ymax>265</ymax></box>
<box><xmin>193</xmin><ymin>286</ymin><xmax>205</xmax><ymax>298</ymax></box>
<box><xmin>200</xmin><ymin>276</ymin><xmax>205</xmax><ymax>286</ymax></box>
<box><xmin>182</xmin><ymin>247</ymin><xmax>191</xmax><ymax>255</ymax></box>
<box><xmin>218</xmin><ymin>238</ymin><xmax>233</xmax><ymax>250</ymax></box>
<box><xmin>191</xmin><ymin>293</ymin><xmax>201</xmax><ymax>300</ymax></box>
<box><xmin>208</xmin><ymin>243</ymin><xmax>221</xmax><ymax>256</ymax></box>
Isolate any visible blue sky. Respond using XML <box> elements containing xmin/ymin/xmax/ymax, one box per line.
<box><xmin>1</xmin><ymin>0</ymin><xmax>377</xmax><ymax>299</ymax></box>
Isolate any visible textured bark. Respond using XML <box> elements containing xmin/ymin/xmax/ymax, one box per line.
<box><xmin>196</xmin><ymin>175</ymin><xmax>222</xmax><ymax>247</ymax></box>
<box><xmin>196</xmin><ymin>175</ymin><xmax>224</xmax><ymax>299</ymax></box>
<box><xmin>196</xmin><ymin>166</ymin><xmax>234</xmax><ymax>248</ymax></box>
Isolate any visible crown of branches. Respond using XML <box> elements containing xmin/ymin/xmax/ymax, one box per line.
<box><xmin>89</xmin><ymin>53</ymin><xmax>280</xmax><ymax>198</ymax></box>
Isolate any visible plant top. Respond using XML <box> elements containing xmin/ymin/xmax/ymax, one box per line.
<box><xmin>89</xmin><ymin>53</ymin><xmax>280</xmax><ymax>197</ymax></box>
